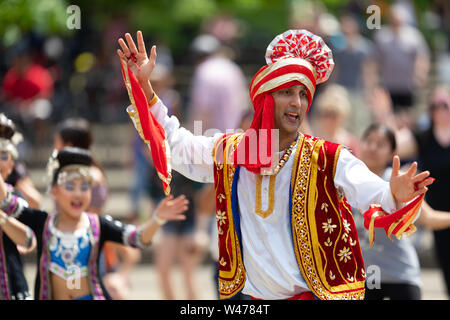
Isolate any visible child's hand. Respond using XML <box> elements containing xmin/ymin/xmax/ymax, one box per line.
<box><xmin>155</xmin><ymin>195</ymin><xmax>188</xmax><ymax>223</ymax></box>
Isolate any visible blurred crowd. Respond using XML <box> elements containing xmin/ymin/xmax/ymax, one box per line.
<box><xmin>0</xmin><ymin>0</ymin><xmax>450</xmax><ymax>300</ymax></box>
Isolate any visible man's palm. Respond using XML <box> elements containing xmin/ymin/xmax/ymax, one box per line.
<box><xmin>390</xmin><ymin>155</ymin><xmax>433</xmax><ymax>203</ymax></box>
<box><xmin>117</xmin><ymin>31</ymin><xmax>156</xmax><ymax>83</ymax></box>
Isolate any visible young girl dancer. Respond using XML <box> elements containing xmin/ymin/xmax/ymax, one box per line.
<box><xmin>0</xmin><ymin>146</ymin><xmax>188</xmax><ymax>299</ymax></box>
<box><xmin>53</xmin><ymin>117</ymin><xmax>141</xmax><ymax>299</ymax></box>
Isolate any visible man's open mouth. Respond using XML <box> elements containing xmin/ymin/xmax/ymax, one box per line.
<box><xmin>284</xmin><ymin>112</ymin><xmax>299</xmax><ymax>123</ymax></box>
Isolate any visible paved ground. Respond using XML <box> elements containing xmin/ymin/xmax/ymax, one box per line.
<box><xmin>23</xmin><ymin>263</ymin><xmax>447</xmax><ymax>300</ymax></box>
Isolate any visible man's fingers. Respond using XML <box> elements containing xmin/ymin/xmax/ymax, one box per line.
<box><xmin>415</xmin><ymin>177</ymin><xmax>434</xmax><ymax>190</ymax></box>
<box><xmin>147</xmin><ymin>45</ymin><xmax>157</xmax><ymax>68</ymax></box>
<box><xmin>118</xmin><ymin>38</ymin><xmax>131</xmax><ymax>57</ymax></box>
<box><xmin>412</xmin><ymin>171</ymin><xmax>430</xmax><ymax>183</ymax></box>
<box><xmin>412</xmin><ymin>187</ymin><xmax>428</xmax><ymax>198</ymax></box>
<box><xmin>391</xmin><ymin>155</ymin><xmax>400</xmax><ymax>177</ymax></box>
<box><xmin>117</xmin><ymin>49</ymin><xmax>126</xmax><ymax>61</ymax></box>
<box><xmin>117</xmin><ymin>49</ymin><xmax>133</xmax><ymax>67</ymax></box>
<box><xmin>137</xmin><ymin>30</ymin><xmax>147</xmax><ymax>55</ymax></box>
<box><xmin>125</xmin><ymin>33</ymin><xmax>139</xmax><ymax>55</ymax></box>
<box><xmin>407</xmin><ymin>161</ymin><xmax>418</xmax><ymax>177</ymax></box>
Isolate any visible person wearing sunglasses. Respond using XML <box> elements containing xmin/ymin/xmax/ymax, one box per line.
<box><xmin>394</xmin><ymin>85</ymin><xmax>450</xmax><ymax>298</ymax></box>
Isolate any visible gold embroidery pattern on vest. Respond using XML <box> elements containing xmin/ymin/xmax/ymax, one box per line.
<box><xmin>291</xmin><ymin>136</ymin><xmax>364</xmax><ymax>300</ymax></box>
<box><xmin>254</xmin><ymin>174</ymin><xmax>276</xmax><ymax>218</ymax></box>
<box><xmin>214</xmin><ymin>133</ymin><xmax>247</xmax><ymax>299</ymax></box>
<box><xmin>216</xmin><ymin>210</ymin><xmax>227</xmax><ymax>225</ymax></box>
<box><xmin>291</xmin><ymin>136</ymin><xmax>323</xmax><ymax>296</ymax></box>
<box><xmin>219</xmin><ymin>264</ymin><xmax>245</xmax><ymax>296</ymax></box>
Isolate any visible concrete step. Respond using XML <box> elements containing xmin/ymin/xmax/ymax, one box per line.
<box><xmin>25</xmin><ymin>143</ymin><xmax>134</xmax><ymax>168</ymax></box>
<box><xmin>24</xmin><ymin>123</ymin><xmax>137</xmax><ymax>167</ymax></box>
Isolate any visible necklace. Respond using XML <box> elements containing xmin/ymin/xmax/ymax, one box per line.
<box><xmin>49</xmin><ymin>213</ymin><xmax>90</xmax><ymax>267</ymax></box>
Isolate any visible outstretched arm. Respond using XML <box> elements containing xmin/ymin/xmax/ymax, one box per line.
<box><xmin>335</xmin><ymin>149</ymin><xmax>433</xmax><ymax>213</ymax></box>
<box><xmin>102</xmin><ymin>194</ymin><xmax>189</xmax><ymax>249</ymax></box>
<box><xmin>118</xmin><ymin>31</ymin><xmax>221</xmax><ymax>183</ymax></box>
<box><xmin>138</xmin><ymin>194</ymin><xmax>189</xmax><ymax>245</ymax></box>
<box><xmin>418</xmin><ymin>201</ymin><xmax>450</xmax><ymax>230</ymax></box>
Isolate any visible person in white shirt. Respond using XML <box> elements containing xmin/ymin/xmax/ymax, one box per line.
<box><xmin>117</xmin><ymin>29</ymin><xmax>434</xmax><ymax>300</ymax></box>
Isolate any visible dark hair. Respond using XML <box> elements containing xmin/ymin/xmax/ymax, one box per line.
<box><xmin>52</xmin><ymin>147</ymin><xmax>93</xmax><ymax>185</ymax></box>
<box><xmin>362</xmin><ymin>123</ymin><xmax>397</xmax><ymax>151</ymax></box>
<box><xmin>56</xmin><ymin>118</ymin><xmax>92</xmax><ymax>150</ymax></box>
<box><xmin>0</xmin><ymin>114</ymin><xmax>16</xmax><ymax>140</ymax></box>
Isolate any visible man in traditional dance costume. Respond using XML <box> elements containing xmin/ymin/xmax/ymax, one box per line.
<box><xmin>117</xmin><ymin>30</ymin><xmax>434</xmax><ymax>300</ymax></box>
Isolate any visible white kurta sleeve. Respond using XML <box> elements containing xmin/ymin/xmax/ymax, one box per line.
<box><xmin>333</xmin><ymin>148</ymin><xmax>397</xmax><ymax>214</ymax></box>
<box><xmin>127</xmin><ymin>98</ymin><xmax>222</xmax><ymax>183</ymax></box>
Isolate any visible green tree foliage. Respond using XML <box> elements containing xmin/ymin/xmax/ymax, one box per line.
<box><xmin>0</xmin><ymin>0</ymin><xmax>69</xmax><ymax>46</ymax></box>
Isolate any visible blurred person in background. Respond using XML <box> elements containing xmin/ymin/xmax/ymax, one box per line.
<box><xmin>331</xmin><ymin>13</ymin><xmax>376</xmax><ymax>137</ymax></box>
<box><xmin>152</xmin><ymin>169</ymin><xmax>204</xmax><ymax>300</ymax></box>
<box><xmin>186</xmin><ymin>33</ymin><xmax>249</xmax><ymax>135</ymax></box>
<box><xmin>373</xmin><ymin>4</ymin><xmax>430</xmax><ymax>129</ymax></box>
<box><xmin>54</xmin><ymin>118</ymin><xmax>141</xmax><ymax>299</ymax></box>
<box><xmin>0</xmin><ymin>113</ymin><xmax>35</xmax><ymax>300</ymax></box>
<box><xmin>354</xmin><ymin>123</ymin><xmax>450</xmax><ymax>300</ymax></box>
<box><xmin>311</xmin><ymin>84</ymin><xmax>361</xmax><ymax>156</ymax></box>
<box><xmin>394</xmin><ymin>85</ymin><xmax>450</xmax><ymax>298</ymax></box>
<box><xmin>371</xmin><ymin>84</ymin><xmax>450</xmax><ymax>298</ymax></box>
<box><xmin>1</xmin><ymin>39</ymin><xmax>54</xmax><ymax>146</ymax></box>
<box><xmin>2</xmin><ymin>114</ymin><xmax>41</xmax><ymax>257</ymax></box>
<box><xmin>148</xmin><ymin>63</ymin><xmax>203</xmax><ymax>299</ymax></box>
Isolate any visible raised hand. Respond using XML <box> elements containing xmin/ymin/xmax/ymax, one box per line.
<box><xmin>390</xmin><ymin>155</ymin><xmax>434</xmax><ymax>203</ymax></box>
<box><xmin>117</xmin><ymin>31</ymin><xmax>157</xmax><ymax>85</ymax></box>
<box><xmin>155</xmin><ymin>195</ymin><xmax>189</xmax><ymax>222</ymax></box>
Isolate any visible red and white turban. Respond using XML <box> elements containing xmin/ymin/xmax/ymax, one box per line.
<box><xmin>234</xmin><ymin>29</ymin><xmax>334</xmax><ymax>174</ymax></box>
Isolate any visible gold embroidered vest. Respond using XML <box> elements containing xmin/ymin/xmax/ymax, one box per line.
<box><xmin>212</xmin><ymin>133</ymin><xmax>365</xmax><ymax>300</ymax></box>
